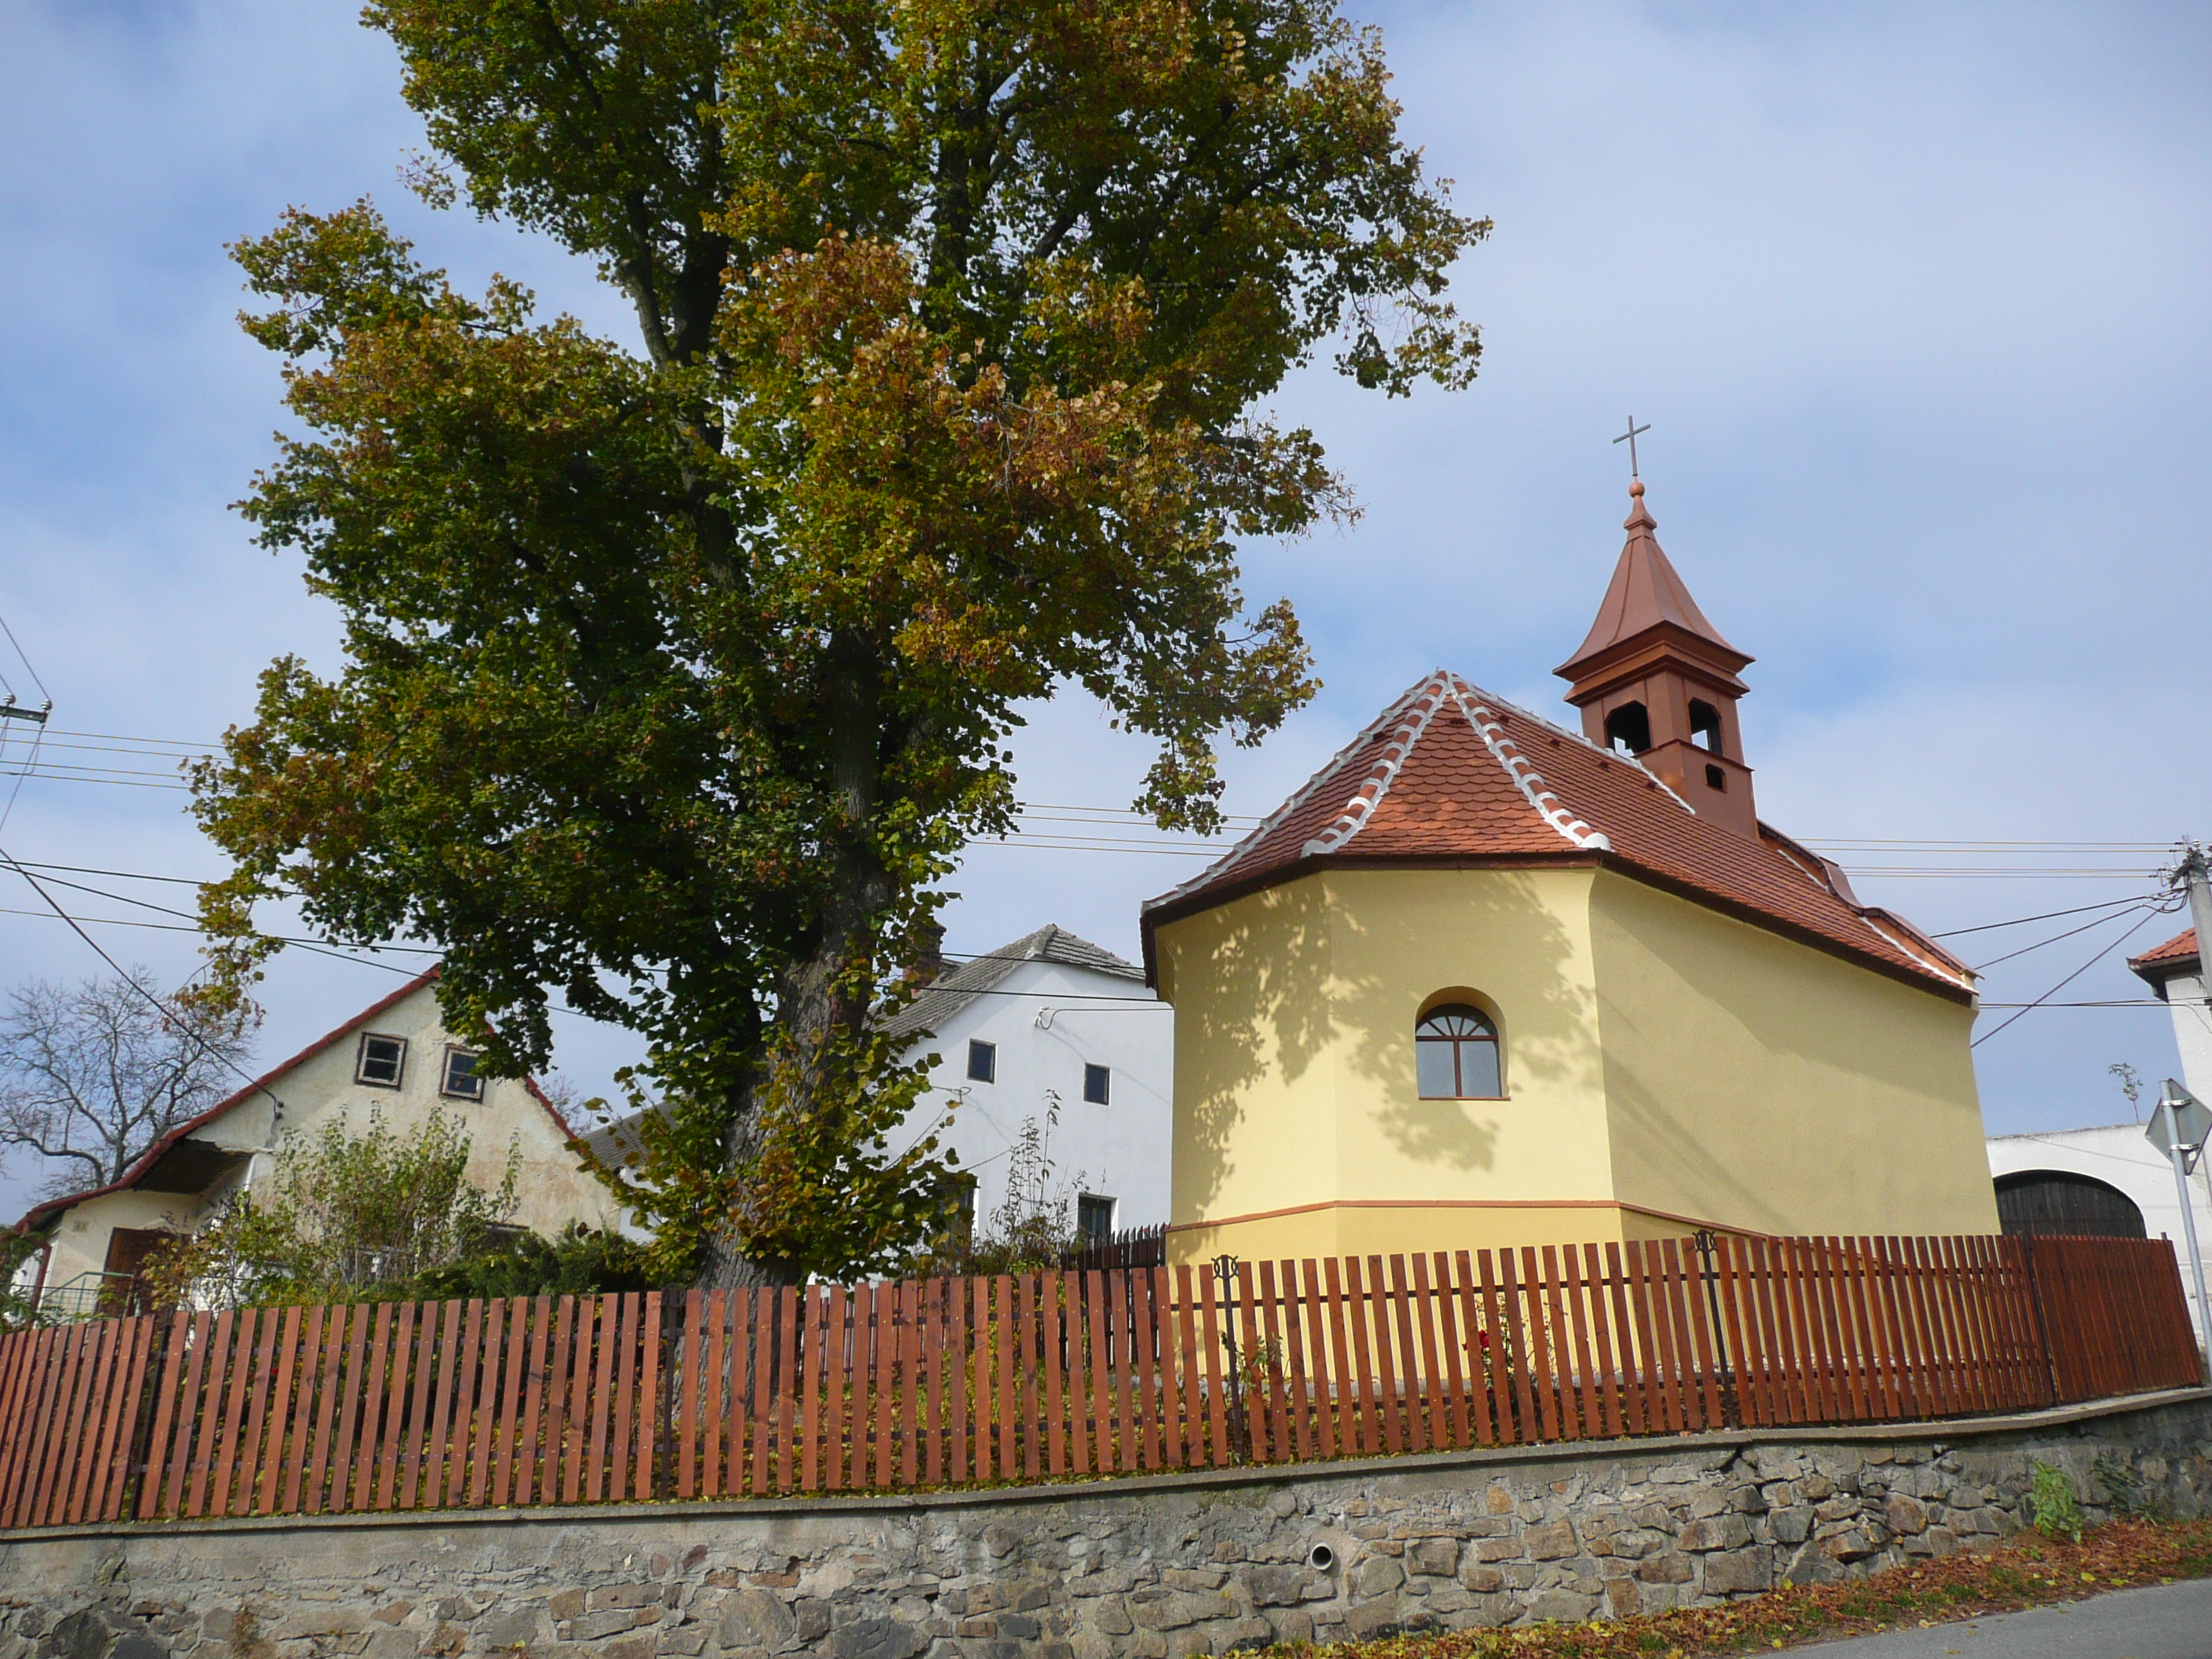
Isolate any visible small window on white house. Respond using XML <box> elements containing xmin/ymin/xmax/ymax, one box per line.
<box><xmin>441</xmin><ymin>1047</ymin><xmax>485</xmax><ymax>1101</ymax></box>
<box><xmin>356</xmin><ymin>1033</ymin><xmax>407</xmax><ymax>1089</ymax></box>
<box><xmin>1083</xmin><ymin>1063</ymin><xmax>1111</xmax><ymax>1105</ymax></box>
<box><xmin>966</xmin><ymin>1038</ymin><xmax>997</xmax><ymax>1083</ymax></box>
<box><xmin>1077</xmin><ymin>1193</ymin><xmax>1116</xmax><ymax>1244</ymax></box>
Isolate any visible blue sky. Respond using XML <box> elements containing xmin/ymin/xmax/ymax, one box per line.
<box><xmin>0</xmin><ymin>1</ymin><xmax>2206</xmax><ymax>1217</ymax></box>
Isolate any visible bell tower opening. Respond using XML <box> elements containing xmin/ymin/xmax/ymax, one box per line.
<box><xmin>1604</xmin><ymin>701</ymin><xmax>1651</xmax><ymax>756</ymax></box>
<box><xmin>1555</xmin><ymin>481</ymin><xmax>1760</xmax><ymax>837</ymax></box>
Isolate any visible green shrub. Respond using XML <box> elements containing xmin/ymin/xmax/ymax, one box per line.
<box><xmin>2029</xmin><ymin>1459</ymin><xmax>2084</xmax><ymax>1542</ymax></box>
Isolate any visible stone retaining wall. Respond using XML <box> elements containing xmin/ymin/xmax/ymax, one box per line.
<box><xmin>1</xmin><ymin>1390</ymin><xmax>2207</xmax><ymax>1659</ymax></box>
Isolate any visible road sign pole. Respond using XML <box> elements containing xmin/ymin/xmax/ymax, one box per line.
<box><xmin>2164</xmin><ymin>1093</ymin><xmax>2212</xmax><ymax>1372</ymax></box>
<box><xmin>2149</xmin><ymin>1079</ymin><xmax>2212</xmax><ymax>1371</ymax></box>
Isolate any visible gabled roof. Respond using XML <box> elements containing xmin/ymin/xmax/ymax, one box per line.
<box><xmin>2130</xmin><ymin>928</ymin><xmax>2199</xmax><ymax>990</ymax></box>
<box><xmin>15</xmin><ymin>966</ymin><xmax>578</xmax><ymax>1233</ymax></box>
<box><xmin>880</xmin><ymin>924</ymin><xmax>1146</xmax><ymax>1046</ymax></box>
<box><xmin>1141</xmin><ymin>670</ymin><xmax>1974</xmax><ymax>1001</ymax></box>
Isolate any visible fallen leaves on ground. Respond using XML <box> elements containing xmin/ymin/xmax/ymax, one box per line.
<box><xmin>1274</xmin><ymin>1518</ymin><xmax>2212</xmax><ymax>1657</ymax></box>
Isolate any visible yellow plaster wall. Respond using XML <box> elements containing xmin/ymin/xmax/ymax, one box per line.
<box><xmin>1159</xmin><ymin>866</ymin><xmax>1613</xmax><ymax>1264</ymax></box>
<box><xmin>1587</xmin><ymin>870</ymin><xmax>1998</xmax><ymax>1238</ymax></box>
<box><xmin>1157</xmin><ymin>860</ymin><xmax>1995</xmax><ymax>1269</ymax></box>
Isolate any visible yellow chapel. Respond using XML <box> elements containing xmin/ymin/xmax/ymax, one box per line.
<box><xmin>1143</xmin><ymin>482</ymin><xmax>1999</xmax><ymax>1265</ymax></box>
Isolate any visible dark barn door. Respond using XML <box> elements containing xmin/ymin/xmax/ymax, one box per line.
<box><xmin>1995</xmin><ymin>1170</ymin><xmax>2148</xmax><ymax>1240</ymax></box>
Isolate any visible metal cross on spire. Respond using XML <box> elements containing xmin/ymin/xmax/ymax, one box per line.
<box><xmin>1612</xmin><ymin>416</ymin><xmax>1650</xmax><ymax>478</ymax></box>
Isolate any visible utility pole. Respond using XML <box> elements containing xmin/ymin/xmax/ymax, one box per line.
<box><xmin>2181</xmin><ymin>845</ymin><xmax>2212</xmax><ymax>1020</ymax></box>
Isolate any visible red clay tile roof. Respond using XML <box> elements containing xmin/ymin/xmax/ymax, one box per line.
<box><xmin>2130</xmin><ymin>928</ymin><xmax>2199</xmax><ymax>983</ymax></box>
<box><xmin>1141</xmin><ymin>670</ymin><xmax>1974</xmax><ymax>1001</ymax></box>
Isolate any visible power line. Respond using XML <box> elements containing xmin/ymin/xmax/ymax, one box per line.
<box><xmin>1970</xmin><ymin>902</ymin><xmax>2181</xmax><ymax>1049</ymax></box>
<box><xmin>0</xmin><ymin>613</ymin><xmax>51</xmax><ymax>706</ymax></box>
<box><xmin>1930</xmin><ymin>894</ymin><xmax>2162</xmax><ymax>939</ymax></box>
<box><xmin>1972</xmin><ymin>903</ymin><xmax>2170</xmax><ymax>972</ymax></box>
<box><xmin>0</xmin><ymin>844</ymin><xmax>286</xmax><ymax>1113</ymax></box>
<box><xmin>0</xmin><ymin>901</ymin><xmax>442</xmax><ymax>959</ymax></box>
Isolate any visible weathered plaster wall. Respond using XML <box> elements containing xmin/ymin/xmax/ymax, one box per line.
<box><xmin>36</xmin><ymin>980</ymin><xmax>624</xmax><ymax>1290</ymax></box>
<box><xmin>2</xmin><ymin>1391</ymin><xmax>2206</xmax><ymax>1659</ymax></box>
<box><xmin>889</xmin><ymin>957</ymin><xmax>1176</xmax><ymax>1235</ymax></box>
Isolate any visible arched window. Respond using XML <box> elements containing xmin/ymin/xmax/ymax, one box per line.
<box><xmin>1415</xmin><ymin>1004</ymin><xmax>1503</xmax><ymax>1099</ymax></box>
<box><xmin>1603</xmin><ymin>701</ymin><xmax>1650</xmax><ymax>756</ymax></box>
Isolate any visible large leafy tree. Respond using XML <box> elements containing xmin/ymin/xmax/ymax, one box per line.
<box><xmin>193</xmin><ymin>0</ymin><xmax>1486</xmax><ymax>1286</ymax></box>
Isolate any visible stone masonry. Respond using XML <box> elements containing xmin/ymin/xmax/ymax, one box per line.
<box><xmin>0</xmin><ymin>1390</ymin><xmax>2206</xmax><ymax>1659</ymax></box>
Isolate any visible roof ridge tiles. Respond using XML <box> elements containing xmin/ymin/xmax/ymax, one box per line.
<box><xmin>1146</xmin><ymin>676</ymin><xmax>1439</xmax><ymax>911</ymax></box>
<box><xmin>1441</xmin><ymin>676</ymin><xmax>1612</xmax><ymax>853</ymax></box>
<box><xmin>1448</xmin><ymin>676</ymin><xmax>1697</xmax><ymax>814</ymax></box>
<box><xmin>1301</xmin><ymin>672</ymin><xmax>1452</xmax><ymax>857</ymax></box>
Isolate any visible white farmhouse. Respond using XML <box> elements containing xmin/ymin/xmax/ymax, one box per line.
<box><xmin>12</xmin><ymin>968</ymin><xmax>624</xmax><ymax>1312</ymax></box>
<box><xmin>884</xmin><ymin>925</ymin><xmax>1173</xmax><ymax>1247</ymax></box>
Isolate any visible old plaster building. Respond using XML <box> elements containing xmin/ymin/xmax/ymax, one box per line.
<box><xmin>15</xmin><ymin>968</ymin><xmax>624</xmax><ymax>1306</ymax></box>
<box><xmin>1142</xmin><ymin>482</ymin><xmax>1998</xmax><ymax>1265</ymax></box>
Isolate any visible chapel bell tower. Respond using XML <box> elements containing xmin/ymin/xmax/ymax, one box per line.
<box><xmin>1555</xmin><ymin>481</ymin><xmax>1759</xmax><ymax>839</ymax></box>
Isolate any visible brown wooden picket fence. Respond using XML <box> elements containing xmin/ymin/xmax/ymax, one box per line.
<box><xmin>0</xmin><ymin>1232</ymin><xmax>2197</xmax><ymax>1531</ymax></box>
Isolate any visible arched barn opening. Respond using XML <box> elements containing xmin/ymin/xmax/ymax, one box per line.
<box><xmin>1994</xmin><ymin>1170</ymin><xmax>2148</xmax><ymax>1240</ymax></box>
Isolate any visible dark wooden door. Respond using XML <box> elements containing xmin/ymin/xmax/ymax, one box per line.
<box><xmin>1995</xmin><ymin>1171</ymin><xmax>2147</xmax><ymax>1240</ymax></box>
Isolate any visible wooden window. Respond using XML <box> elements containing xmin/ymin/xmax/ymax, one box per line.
<box><xmin>355</xmin><ymin>1032</ymin><xmax>407</xmax><ymax>1088</ymax></box>
<box><xmin>950</xmin><ymin>1174</ymin><xmax>978</xmax><ymax>1251</ymax></box>
<box><xmin>1415</xmin><ymin>1004</ymin><xmax>1503</xmax><ymax>1099</ymax></box>
<box><xmin>1077</xmin><ymin>1193</ymin><xmax>1116</xmax><ymax>1244</ymax></box>
<box><xmin>441</xmin><ymin>1046</ymin><xmax>485</xmax><ymax>1101</ymax></box>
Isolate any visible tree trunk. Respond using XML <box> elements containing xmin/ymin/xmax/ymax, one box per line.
<box><xmin>695</xmin><ymin>631</ymin><xmax>894</xmax><ymax>1290</ymax></box>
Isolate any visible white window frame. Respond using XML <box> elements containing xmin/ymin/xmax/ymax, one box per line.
<box><xmin>440</xmin><ymin>1046</ymin><xmax>485</xmax><ymax>1102</ymax></box>
<box><xmin>355</xmin><ymin>1032</ymin><xmax>408</xmax><ymax>1090</ymax></box>
<box><xmin>966</xmin><ymin>1038</ymin><xmax>997</xmax><ymax>1084</ymax></box>
<box><xmin>1082</xmin><ymin>1063</ymin><xmax>1111</xmax><ymax>1105</ymax></box>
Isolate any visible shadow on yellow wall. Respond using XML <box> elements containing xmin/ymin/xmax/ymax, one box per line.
<box><xmin>1166</xmin><ymin>866</ymin><xmax>1599</xmax><ymax>1220</ymax></box>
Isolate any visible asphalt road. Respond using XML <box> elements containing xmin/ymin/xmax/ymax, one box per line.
<box><xmin>1794</xmin><ymin>1577</ymin><xmax>2212</xmax><ymax>1657</ymax></box>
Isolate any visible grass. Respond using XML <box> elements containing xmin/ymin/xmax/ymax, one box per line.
<box><xmin>1265</xmin><ymin>1517</ymin><xmax>2212</xmax><ymax>1657</ymax></box>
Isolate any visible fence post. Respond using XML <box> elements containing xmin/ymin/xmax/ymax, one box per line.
<box><xmin>1694</xmin><ymin>1232</ymin><xmax>1740</xmax><ymax>1429</ymax></box>
<box><xmin>2016</xmin><ymin>1236</ymin><xmax>2060</xmax><ymax>1407</ymax></box>
<box><xmin>1211</xmin><ymin>1254</ymin><xmax>1247</xmax><ymax>1462</ymax></box>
